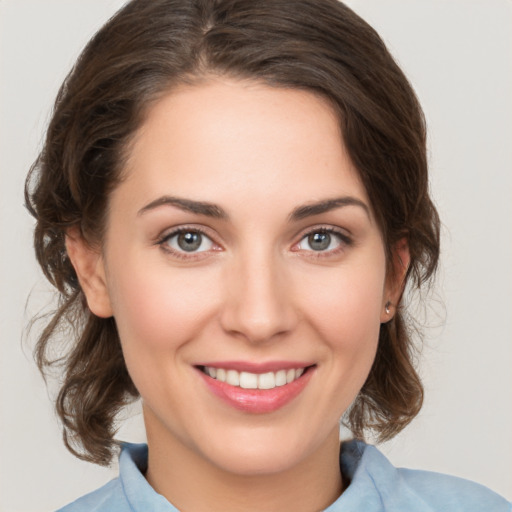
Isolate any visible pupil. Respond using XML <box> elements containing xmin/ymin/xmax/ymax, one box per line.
<box><xmin>177</xmin><ymin>232</ymin><xmax>202</xmax><ymax>251</ymax></box>
<box><xmin>308</xmin><ymin>232</ymin><xmax>330</xmax><ymax>251</ymax></box>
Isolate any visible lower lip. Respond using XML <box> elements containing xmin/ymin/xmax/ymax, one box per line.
<box><xmin>198</xmin><ymin>368</ymin><xmax>315</xmax><ymax>414</ymax></box>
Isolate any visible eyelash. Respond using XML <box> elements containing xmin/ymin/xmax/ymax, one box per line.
<box><xmin>294</xmin><ymin>227</ymin><xmax>353</xmax><ymax>258</ymax></box>
<box><xmin>156</xmin><ymin>226</ymin><xmax>353</xmax><ymax>260</ymax></box>
<box><xmin>156</xmin><ymin>226</ymin><xmax>218</xmax><ymax>260</ymax></box>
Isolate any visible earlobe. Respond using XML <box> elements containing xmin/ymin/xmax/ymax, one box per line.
<box><xmin>381</xmin><ymin>238</ymin><xmax>410</xmax><ymax>323</ymax></box>
<box><xmin>65</xmin><ymin>227</ymin><xmax>113</xmax><ymax>318</ymax></box>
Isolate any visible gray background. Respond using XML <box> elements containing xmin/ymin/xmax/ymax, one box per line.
<box><xmin>1</xmin><ymin>1</ymin><xmax>511</xmax><ymax>510</ymax></box>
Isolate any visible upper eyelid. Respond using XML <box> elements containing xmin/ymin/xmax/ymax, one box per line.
<box><xmin>296</xmin><ymin>224</ymin><xmax>352</xmax><ymax>241</ymax></box>
<box><xmin>157</xmin><ymin>225</ymin><xmax>217</xmax><ymax>243</ymax></box>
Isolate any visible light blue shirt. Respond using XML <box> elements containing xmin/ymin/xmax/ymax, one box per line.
<box><xmin>57</xmin><ymin>440</ymin><xmax>511</xmax><ymax>511</ymax></box>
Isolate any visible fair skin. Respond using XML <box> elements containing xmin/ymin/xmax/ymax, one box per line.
<box><xmin>67</xmin><ymin>79</ymin><xmax>408</xmax><ymax>512</ymax></box>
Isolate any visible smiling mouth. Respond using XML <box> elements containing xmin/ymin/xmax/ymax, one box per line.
<box><xmin>198</xmin><ymin>365</ymin><xmax>313</xmax><ymax>390</ymax></box>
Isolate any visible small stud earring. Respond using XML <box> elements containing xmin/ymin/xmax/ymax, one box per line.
<box><xmin>385</xmin><ymin>301</ymin><xmax>392</xmax><ymax>315</ymax></box>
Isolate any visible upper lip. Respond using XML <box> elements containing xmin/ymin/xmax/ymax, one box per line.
<box><xmin>194</xmin><ymin>360</ymin><xmax>315</xmax><ymax>373</ymax></box>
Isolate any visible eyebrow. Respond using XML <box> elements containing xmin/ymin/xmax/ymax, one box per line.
<box><xmin>137</xmin><ymin>195</ymin><xmax>370</xmax><ymax>221</ymax></box>
<box><xmin>138</xmin><ymin>196</ymin><xmax>228</xmax><ymax>219</ymax></box>
<box><xmin>289</xmin><ymin>196</ymin><xmax>370</xmax><ymax>221</ymax></box>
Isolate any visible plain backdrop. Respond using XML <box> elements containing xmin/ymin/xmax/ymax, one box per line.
<box><xmin>1</xmin><ymin>1</ymin><xmax>511</xmax><ymax>511</ymax></box>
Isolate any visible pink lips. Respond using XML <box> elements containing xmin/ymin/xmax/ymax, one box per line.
<box><xmin>196</xmin><ymin>361</ymin><xmax>315</xmax><ymax>414</ymax></box>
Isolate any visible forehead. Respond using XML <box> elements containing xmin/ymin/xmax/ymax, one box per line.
<box><xmin>118</xmin><ymin>79</ymin><xmax>370</xmax><ymax>217</ymax></box>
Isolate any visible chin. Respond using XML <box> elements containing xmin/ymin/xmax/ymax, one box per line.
<box><xmin>207</xmin><ymin>441</ymin><xmax>305</xmax><ymax>477</ymax></box>
<box><xmin>197</xmin><ymin>422</ymin><xmax>335</xmax><ymax>477</ymax></box>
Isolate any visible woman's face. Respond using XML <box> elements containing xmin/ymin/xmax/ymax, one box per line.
<box><xmin>82</xmin><ymin>79</ymin><xmax>396</xmax><ymax>476</ymax></box>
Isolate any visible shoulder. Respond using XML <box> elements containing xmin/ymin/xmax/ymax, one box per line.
<box><xmin>56</xmin><ymin>478</ymin><xmax>128</xmax><ymax>512</ymax></box>
<box><xmin>56</xmin><ymin>443</ymin><xmax>176</xmax><ymax>512</ymax></box>
<box><xmin>396</xmin><ymin>467</ymin><xmax>512</xmax><ymax>511</ymax></box>
<box><xmin>337</xmin><ymin>441</ymin><xmax>511</xmax><ymax>512</ymax></box>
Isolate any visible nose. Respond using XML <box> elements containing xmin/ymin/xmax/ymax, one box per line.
<box><xmin>219</xmin><ymin>249</ymin><xmax>298</xmax><ymax>344</ymax></box>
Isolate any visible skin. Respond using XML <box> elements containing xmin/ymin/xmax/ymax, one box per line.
<box><xmin>67</xmin><ymin>79</ymin><xmax>408</xmax><ymax>512</ymax></box>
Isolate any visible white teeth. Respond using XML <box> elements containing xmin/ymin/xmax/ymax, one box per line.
<box><xmin>258</xmin><ymin>372</ymin><xmax>275</xmax><ymax>390</ymax></box>
<box><xmin>275</xmin><ymin>370</ymin><xmax>287</xmax><ymax>387</ymax></box>
<box><xmin>226</xmin><ymin>369</ymin><xmax>240</xmax><ymax>386</ymax></box>
<box><xmin>203</xmin><ymin>366</ymin><xmax>307</xmax><ymax>390</ymax></box>
<box><xmin>239</xmin><ymin>371</ymin><xmax>258</xmax><ymax>389</ymax></box>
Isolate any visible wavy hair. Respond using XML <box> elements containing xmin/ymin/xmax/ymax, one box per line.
<box><xmin>26</xmin><ymin>0</ymin><xmax>440</xmax><ymax>465</ymax></box>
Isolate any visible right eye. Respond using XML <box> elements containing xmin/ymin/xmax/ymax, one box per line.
<box><xmin>159</xmin><ymin>229</ymin><xmax>216</xmax><ymax>254</ymax></box>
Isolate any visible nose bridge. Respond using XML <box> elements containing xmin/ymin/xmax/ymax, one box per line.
<box><xmin>220</xmin><ymin>244</ymin><xmax>296</xmax><ymax>343</ymax></box>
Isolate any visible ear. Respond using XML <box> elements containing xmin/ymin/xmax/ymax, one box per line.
<box><xmin>381</xmin><ymin>238</ymin><xmax>410</xmax><ymax>323</ymax></box>
<box><xmin>65</xmin><ymin>227</ymin><xmax>113</xmax><ymax>318</ymax></box>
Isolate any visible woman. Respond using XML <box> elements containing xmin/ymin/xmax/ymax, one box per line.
<box><xmin>24</xmin><ymin>0</ymin><xmax>511</xmax><ymax>510</ymax></box>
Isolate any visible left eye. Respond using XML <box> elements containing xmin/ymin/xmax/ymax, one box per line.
<box><xmin>164</xmin><ymin>230</ymin><xmax>215</xmax><ymax>253</ymax></box>
<box><xmin>296</xmin><ymin>230</ymin><xmax>345</xmax><ymax>252</ymax></box>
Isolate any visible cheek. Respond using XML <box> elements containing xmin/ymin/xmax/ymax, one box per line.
<box><xmin>301</xmin><ymin>261</ymin><xmax>386</xmax><ymax>346</ymax></box>
<box><xmin>304</xmin><ymin>262</ymin><xmax>385</xmax><ymax>409</ymax></box>
<box><xmin>106</xmin><ymin>258</ymin><xmax>224</xmax><ymax>405</ymax></box>
<box><xmin>107</xmin><ymin>255</ymin><xmax>219</xmax><ymax>353</ymax></box>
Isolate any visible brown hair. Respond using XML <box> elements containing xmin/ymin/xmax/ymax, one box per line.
<box><xmin>26</xmin><ymin>0</ymin><xmax>440</xmax><ymax>465</ymax></box>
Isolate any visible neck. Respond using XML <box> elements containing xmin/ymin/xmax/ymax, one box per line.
<box><xmin>144</xmin><ymin>413</ymin><xmax>343</xmax><ymax>512</ymax></box>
